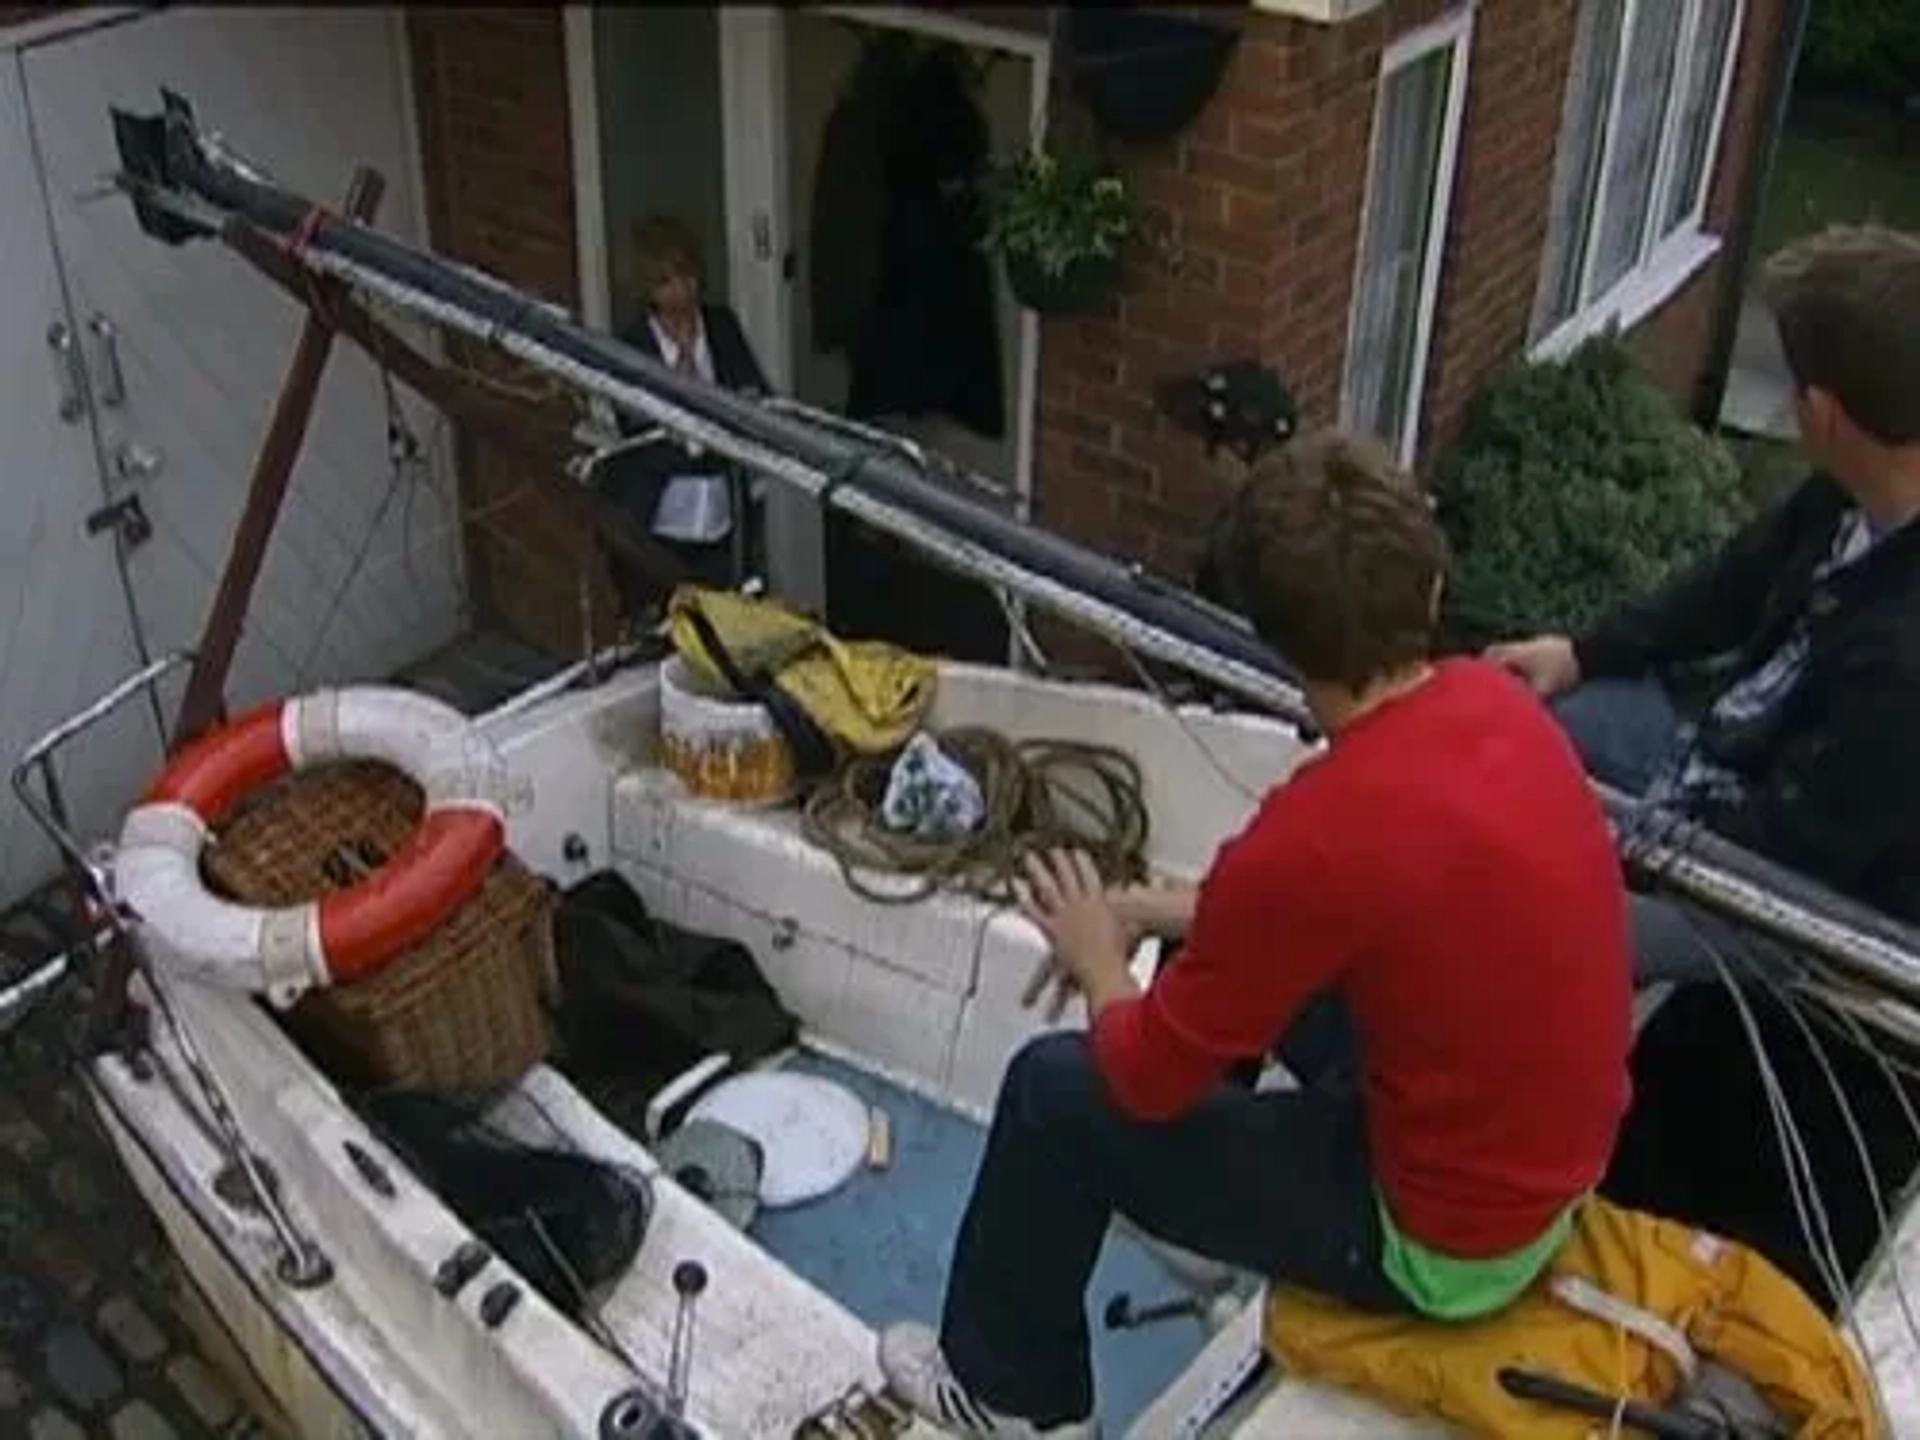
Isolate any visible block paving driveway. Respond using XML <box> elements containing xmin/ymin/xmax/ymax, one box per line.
<box><xmin>0</xmin><ymin>972</ymin><xmax>267</xmax><ymax>1440</ymax></box>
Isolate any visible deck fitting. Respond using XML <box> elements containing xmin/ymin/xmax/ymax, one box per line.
<box><xmin>477</xmin><ymin>1279</ymin><xmax>521</xmax><ymax>1328</ymax></box>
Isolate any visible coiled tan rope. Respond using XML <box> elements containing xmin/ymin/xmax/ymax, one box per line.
<box><xmin>800</xmin><ymin>727</ymin><xmax>1151</xmax><ymax>906</ymax></box>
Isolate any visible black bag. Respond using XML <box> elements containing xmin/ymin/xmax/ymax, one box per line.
<box><xmin>356</xmin><ymin>1089</ymin><xmax>652</xmax><ymax>1322</ymax></box>
<box><xmin>551</xmin><ymin>870</ymin><xmax>799</xmax><ymax>1104</ymax></box>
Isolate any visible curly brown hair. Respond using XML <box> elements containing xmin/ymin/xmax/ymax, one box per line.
<box><xmin>1760</xmin><ymin>225</ymin><xmax>1920</xmax><ymax>446</ymax></box>
<box><xmin>1214</xmin><ymin>430</ymin><xmax>1449</xmax><ymax>689</ymax></box>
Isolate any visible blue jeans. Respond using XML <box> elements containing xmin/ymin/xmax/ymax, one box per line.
<box><xmin>1551</xmin><ymin>679</ymin><xmax>1782</xmax><ymax>989</ymax></box>
<box><xmin>940</xmin><ymin>1016</ymin><xmax>1404</xmax><ymax>1426</ymax></box>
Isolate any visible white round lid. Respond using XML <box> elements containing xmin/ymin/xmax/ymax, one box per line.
<box><xmin>686</xmin><ymin>1071</ymin><xmax>871</xmax><ymax>1208</ymax></box>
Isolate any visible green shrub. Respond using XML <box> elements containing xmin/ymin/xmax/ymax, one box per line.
<box><xmin>1435</xmin><ymin>337</ymin><xmax>1751</xmax><ymax>642</ymax></box>
<box><xmin>1802</xmin><ymin>1</ymin><xmax>1920</xmax><ymax>105</ymax></box>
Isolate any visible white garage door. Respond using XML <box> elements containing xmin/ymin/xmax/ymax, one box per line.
<box><xmin>0</xmin><ymin>7</ymin><xmax>465</xmax><ymax>905</ymax></box>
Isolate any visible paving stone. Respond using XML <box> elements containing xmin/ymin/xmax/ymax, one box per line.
<box><xmin>0</xmin><ymin>1178</ymin><xmax>37</xmax><ymax>1243</ymax></box>
<box><xmin>27</xmin><ymin>1406</ymin><xmax>85</xmax><ymax>1440</ymax></box>
<box><xmin>1</xmin><ymin>977</ymin><xmax>264</xmax><ymax>1436</ymax></box>
<box><xmin>131</xmin><ymin>1247</ymin><xmax>172</xmax><ymax>1292</ymax></box>
<box><xmin>11</xmin><ymin>1035</ymin><xmax>47</xmax><ymax>1070</ymax></box>
<box><xmin>41</xmin><ymin>1320</ymin><xmax>123</xmax><ymax>1413</ymax></box>
<box><xmin>47</xmin><ymin>1161</ymin><xmax>105</xmax><ymax>1221</ymax></box>
<box><xmin>108</xmin><ymin>1398</ymin><xmax>181</xmax><ymax>1440</ymax></box>
<box><xmin>97</xmin><ymin>1295</ymin><xmax>169</xmax><ymax>1366</ymax></box>
<box><xmin>28</xmin><ymin>1234</ymin><xmax>98</xmax><ymax>1303</ymax></box>
<box><xmin>165</xmin><ymin>1355</ymin><xmax>237</xmax><ymax>1430</ymax></box>
<box><xmin>0</xmin><ymin>1271</ymin><xmax>51</xmax><ymax>1342</ymax></box>
<box><xmin>0</xmin><ymin>1114</ymin><xmax>50</xmax><ymax>1164</ymax></box>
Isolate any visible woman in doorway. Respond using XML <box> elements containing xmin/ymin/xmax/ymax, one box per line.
<box><xmin>598</xmin><ymin>214</ymin><xmax>771</xmax><ymax>623</ymax></box>
<box><xmin>619</xmin><ymin>214</ymin><xmax>768</xmax><ymax>395</ymax></box>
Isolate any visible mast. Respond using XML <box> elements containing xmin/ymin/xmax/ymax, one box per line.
<box><xmin>106</xmin><ymin>90</ymin><xmax>1920</xmax><ymax>1025</ymax></box>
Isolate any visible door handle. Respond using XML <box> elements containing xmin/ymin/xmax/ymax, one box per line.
<box><xmin>46</xmin><ymin>321</ymin><xmax>87</xmax><ymax>424</ymax></box>
<box><xmin>87</xmin><ymin>314</ymin><xmax>125</xmax><ymax>409</ymax></box>
<box><xmin>84</xmin><ymin>493</ymin><xmax>153</xmax><ymax>548</ymax></box>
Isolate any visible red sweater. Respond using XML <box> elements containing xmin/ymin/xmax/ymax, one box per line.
<box><xmin>1092</xmin><ymin>659</ymin><xmax>1633</xmax><ymax>1257</ymax></box>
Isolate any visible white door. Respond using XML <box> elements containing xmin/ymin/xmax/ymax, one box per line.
<box><xmin>717</xmin><ymin>7</ymin><xmax>817</xmax><ymax>609</ymax></box>
<box><xmin>20</xmin><ymin>7</ymin><xmax>465</xmax><ymax>718</ymax></box>
<box><xmin>0</xmin><ymin>52</ymin><xmax>159</xmax><ymax>906</ymax></box>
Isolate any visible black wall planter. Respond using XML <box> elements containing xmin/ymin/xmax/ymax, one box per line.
<box><xmin>1004</xmin><ymin>249</ymin><xmax>1123</xmax><ymax>317</ymax></box>
<box><xmin>1065</xmin><ymin>9</ymin><xmax>1241</xmax><ymax>146</ymax></box>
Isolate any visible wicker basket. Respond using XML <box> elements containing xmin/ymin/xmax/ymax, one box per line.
<box><xmin>200</xmin><ymin>759</ymin><xmax>556</xmax><ymax>1094</ymax></box>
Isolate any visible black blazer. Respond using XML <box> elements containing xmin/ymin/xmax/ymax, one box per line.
<box><xmin>600</xmin><ymin>302</ymin><xmax>770</xmax><ymax>530</ymax></box>
<box><xmin>616</xmin><ymin>302</ymin><xmax>770</xmax><ymax>401</ymax></box>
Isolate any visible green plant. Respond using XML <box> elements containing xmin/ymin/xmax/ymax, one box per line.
<box><xmin>1435</xmin><ymin>337</ymin><xmax>1752</xmax><ymax>642</ymax></box>
<box><xmin>976</xmin><ymin>148</ymin><xmax>1139</xmax><ymax>279</ymax></box>
<box><xmin>1802</xmin><ymin>0</ymin><xmax>1920</xmax><ymax>105</ymax></box>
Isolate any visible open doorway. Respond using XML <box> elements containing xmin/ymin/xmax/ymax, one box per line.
<box><xmin>580</xmin><ymin>6</ymin><xmax>1048</xmax><ymax>660</ymax></box>
<box><xmin>783</xmin><ymin>10</ymin><xmax>1036</xmax><ymax>495</ymax></box>
<box><xmin>782</xmin><ymin>8</ymin><xmax>1042</xmax><ymax>662</ymax></box>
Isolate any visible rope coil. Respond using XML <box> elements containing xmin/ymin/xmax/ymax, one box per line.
<box><xmin>800</xmin><ymin>727</ymin><xmax>1151</xmax><ymax>906</ymax></box>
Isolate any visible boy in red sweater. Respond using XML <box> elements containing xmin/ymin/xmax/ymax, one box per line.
<box><xmin>879</xmin><ymin>431</ymin><xmax>1635</xmax><ymax>1437</ymax></box>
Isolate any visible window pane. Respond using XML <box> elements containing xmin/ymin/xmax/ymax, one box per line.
<box><xmin>1536</xmin><ymin>0</ymin><xmax>1626</xmax><ymax>334</ymax></box>
<box><xmin>1345</xmin><ymin>44</ymin><xmax>1455</xmax><ymax>457</ymax></box>
<box><xmin>1590</xmin><ymin>0</ymin><xmax>1685</xmax><ymax>294</ymax></box>
<box><xmin>1660</xmin><ymin>0</ymin><xmax>1737</xmax><ymax>235</ymax></box>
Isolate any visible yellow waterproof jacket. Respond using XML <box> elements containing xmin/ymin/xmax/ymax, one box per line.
<box><xmin>1266</xmin><ymin>1197</ymin><xmax>1881</xmax><ymax>1438</ymax></box>
<box><xmin>666</xmin><ymin>586</ymin><xmax>936</xmax><ymax>760</ymax></box>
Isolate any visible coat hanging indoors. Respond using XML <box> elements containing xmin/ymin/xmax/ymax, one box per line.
<box><xmin>809</xmin><ymin>34</ymin><xmax>1005</xmax><ymax>442</ymax></box>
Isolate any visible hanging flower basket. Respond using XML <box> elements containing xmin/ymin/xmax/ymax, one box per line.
<box><xmin>977</xmin><ymin>148</ymin><xmax>1138</xmax><ymax>318</ymax></box>
<box><xmin>1065</xmin><ymin>9</ymin><xmax>1242</xmax><ymax>145</ymax></box>
<box><xmin>1003</xmin><ymin>249</ymin><xmax>1124</xmax><ymax>317</ymax></box>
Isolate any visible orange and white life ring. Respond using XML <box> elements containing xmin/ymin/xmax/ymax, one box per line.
<box><xmin>113</xmin><ymin>687</ymin><xmax>509</xmax><ymax>1003</ymax></box>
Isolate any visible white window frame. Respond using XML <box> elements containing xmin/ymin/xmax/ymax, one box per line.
<box><xmin>1338</xmin><ymin>6</ymin><xmax>1475</xmax><ymax>469</ymax></box>
<box><xmin>1530</xmin><ymin>0</ymin><xmax>1746</xmax><ymax>358</ymax></box>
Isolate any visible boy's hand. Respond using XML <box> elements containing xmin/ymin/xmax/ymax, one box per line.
<box><xmin>1108</xmin><ymin>879</ymin><xmax>1199</xmax><ymax>945</ymax></box>
<box><xmin>1015</xmin><ymin>849</ymin><xmax>1140</xmax><ymax>1018</ymax></box>
<box><xmin>1484</xmin><ymin>634</ymin><xmax>1580</xmax><ymax>698</ymax></box>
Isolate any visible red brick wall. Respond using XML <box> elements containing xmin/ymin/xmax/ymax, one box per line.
<box><xmin>401</xmin><ymin>2</ymin><xmax>1781</xmax><ymax>654</ymax></box>
<box><xmin>1036</xmin><ymin>0</ymin><xmax>1581</xmax><ymax>582</ymax></box>
<box><xmin>1419</xmin><ymin>2</ymin><xmax>1580</xmax><ymax>459</ymax></box>
<box><xmin>1628</xmin><ymin>0</ymin><xmax>1791</xmax><ymax>400</ymax></box>
<box><xmin>406</xmin><ymin>7</ymin><xmax>620</xmax><ymax>656</ymax></box>
<box><xmin>1035</xmin><ymin>0</ymin><xmax>1780</xmax><ymax>582</ymax></box>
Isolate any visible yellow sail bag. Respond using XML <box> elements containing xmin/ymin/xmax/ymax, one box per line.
<box><xmin>665</xmin><ymin>586</ymin><xmax>937</xmax><ymax>763</ymax></box>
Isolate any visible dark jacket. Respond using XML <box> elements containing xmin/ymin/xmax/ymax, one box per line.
<box><xmin>616</xmin><ymin>302</ymin><xmax>769</xmax><ymax>402</ymax></box>
<box><xmin>597</xmin><ymin>303</ymin><xmax>768</xmax><ymax>593</ymax></box>
<box><xmin>808</xmin><ymin>48</ymin><xmax>888</xmax><ymax>357</ymax></box>
<box><xmin>844</xmin><ymin>44</ymin><xmax>1004</xmax><ymax>439</ymax></box>
<box><xmin>1573</xmin><ymin>473</ymin><xmax>1920</xmax><ymax>921</ymax></box>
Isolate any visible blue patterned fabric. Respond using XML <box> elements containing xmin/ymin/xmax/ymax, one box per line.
<box><xmin>881</xmin><ymin>733</ymin><xmax>986</xmax><ymax>842</ymax></box>
<box><xmin>1648</xmin><ymin>510</ymin><xmax>1877</xmax><ymax>812</ymax></box>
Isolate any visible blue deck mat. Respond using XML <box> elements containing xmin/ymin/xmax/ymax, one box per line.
<box><xmin>747</xmin><ymin>1051</ymin><xmax>1210</xmax><ymax>1435</ymax></box>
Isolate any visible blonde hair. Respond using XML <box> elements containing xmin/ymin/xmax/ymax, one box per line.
<box><xmin>627</xmin><ymin>213</ymin><xmax>707</xmax><ymax>300</ymax></box>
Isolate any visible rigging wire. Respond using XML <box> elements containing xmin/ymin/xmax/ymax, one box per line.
<box><xmin>1747</xmin><ymin>956</ymin><xmax>1920</xmax><ymax>1358</ymax></box>
<box><xmin>1780</xmin><ymin>982</ymin><xmax>1920</xmax><ymax>1358</ymax></box>
<box><xmin>1677</xmin><ymin>911</ymin><xmax>1898</xmax><ymax>1427</ymax></box>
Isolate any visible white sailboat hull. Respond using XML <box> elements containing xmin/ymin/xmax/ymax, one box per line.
<box><xmin>79</xmin><ymin>660</ymin><xmax>1920</xmax><ymax>1437</ymax></box>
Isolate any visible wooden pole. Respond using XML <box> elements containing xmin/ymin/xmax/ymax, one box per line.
<box><xmin>168</xmin><ymin>167</ymin><xmax>387</xmax><ymax>747</ymax></box>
